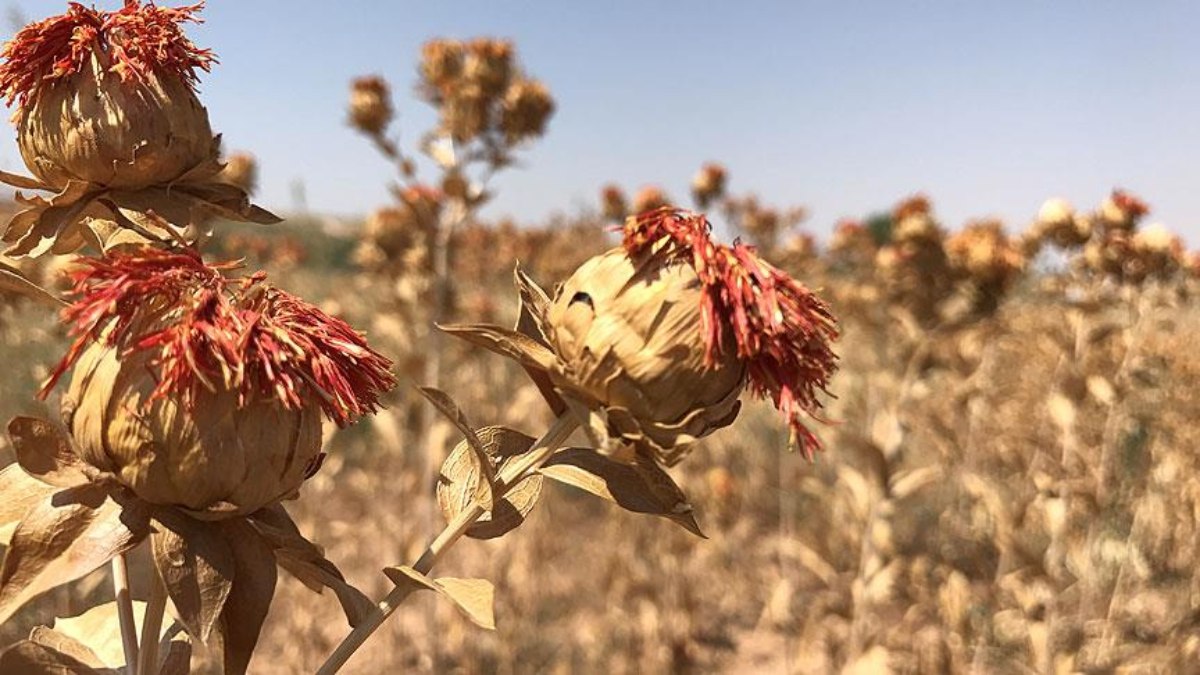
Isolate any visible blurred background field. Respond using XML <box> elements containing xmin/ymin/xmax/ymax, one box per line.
<box><xmin>2</xmin><ymin>1</ymin><xmax>1200</xmax><ymax>673</ymax></box>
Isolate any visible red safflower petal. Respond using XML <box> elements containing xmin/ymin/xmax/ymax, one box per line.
<box><xmin>41</xmin><ymin>247</ymin><xmax>396</xmax><ymax>427</ymax></box>
<box><xmin>623</xmin><ymin>207</ymin><xmax>839</xmax><ymax>458</ymax></box>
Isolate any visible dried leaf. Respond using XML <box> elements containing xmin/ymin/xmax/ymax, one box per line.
<box><xmin>383</xmin><ymin>566</ymin><xmax>495</xmax><ymax>630</ymax></box>
<box><xmin>151</xmin><ymin>513</ymin><xmax>235</xmax><ymax>643</ymax></box>
<box><xmin>28</xmin><ymin>600</ymin><xmax>193</xmax><ymax>674</ymax></box>
<box><xmin>0</xmin><ymin>262</ymin><xmax>62</xmax><ymax>307</ymax></box>
<box><xmin>247</xmin><ymin>504</ymin><xmax>373</xmax><ymax>626</ymax></box>
<box><xmin>513</xmin><ymin>266</ymin><xmax>568</xmax><ymax>416</ymax></box>
<box><xmin>0</xmin><ymin>464</ymin><xmax>57</xmax><ymax>546</ymax></box>
<box><xmin>7</xmin><ymin>417</ymin><xmax>89</xmax><ymax>488</ymax></box>
<box><xmin>0</xmin><ymin>170</ymin><xmax>50</xmax><ymax>191</ymax></box>
<box><xmin>0</xmin><ymin>637</ymin><xmax>105</xmax><ymax>675</ymax></box>
<box><xmin>540</xmin><ymin>447</ymin><xmax>705</xmax><ymax>537</ymax></box>
<box><xmin>0</xmin><ymin>485</ymin><xmax>149</xmax><ymax>624</ymax></box>
<box><xmin>437</xmin><ymin>427</ymin><xmax>544</xmax><ymax>540</ymax></box>
<box><xmin>216</xmin><ymin>520</ymin><xmax>277</xmax><ymax>675</ymax></box>
<box><xmin>438</xmin><ymin>323</ymin><xmax>559</xmax><ymax>373</ymax></box>
<box><xmin>417</xmin><ymin>387</ymin><xmax>495</xmax><ymax>508</ymax></box>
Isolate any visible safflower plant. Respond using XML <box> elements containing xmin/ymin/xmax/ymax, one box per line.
<box><xmin>0</xmin><ymin>3</ymin><xmax>395</xmax><ymax>675</ymax></box>
<box><xmin>315</xmin><ymin>207</ymin><xmax>839</xmax><ymax>673</ymax></box>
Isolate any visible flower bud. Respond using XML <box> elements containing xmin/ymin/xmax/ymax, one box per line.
<box><xmin>546</xmin><ymin>247</ymin><xmax>746</xmax><ymax>463</ymax></box>
<box><xmin>65</xmin><ymin>341</ymin><xmax>323</xmax><ymax>515</ymax></box>
<box><xmin>348</xmin><ymin>75</ymin><xmax>393</xmax><ymax>135</ymax></box>
<box><xmin>0</xmin><ymin>2</ymin><xmax>217</xmax><ymax>189</ymax></box>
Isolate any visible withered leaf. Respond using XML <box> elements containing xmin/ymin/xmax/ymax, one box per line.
<box><xmin>0</xmin><ymin>170</ymin><xmax>50</xmax><ymax>191</ymax></box>
<box><xmin>437</xmin><ymin>426</ymin><xmax>544</xmax><ymax>540</ymax></box>
<box><xmin>437</xmin><ymin>323</ymin><xmax>559</xmax><ymax>373</ymax></box>
<box><xmin>247</xmin><ymin>504</ymin><xmax>374</xmax><ymax>627</ymax></box>
<box><xmin>53</xmin><ymin>600</ymin><xmax>189</xmax><ymax>672</ymax></box>
<box><xmin>151</xmin><ymin>513</ymin><xmax>235</xmax><ymax>643</ymax></box>
<box><xmin>216</xmin><ymin>519</ymin><xmax>277</xmax><ymax>675</ymax></box>
<box><xmin>513</xmin><ymin>266</ymin><xmax>568</xmax><ymax>416</ymax></box>
<box><xmin>418</xmin><ymin>387</ymin><xmax>495</xmax><ymax>507</ymax></box>
<box><xmin>0</xmin><ymin>262</ymin><xmax>62</xmax><ymax>307</ymax></box>
<box><xmin>0</xmin><ymin>484</ymin><xmax>150</xmax><ymax>624</ymax></box>
<box><xmin>0</xmin><ymin>464</ymin><xmax>57</xmax><ymax>546</ymax></box>
<box><xmin>383</xmin><ymin>566</ymin><xmax>495</xmax><ymax>630</ymax></box>
<box><xmin>7</xmin><ymin>417</ymin><xmax>89</xmax><ymax>488</ymax></box>
<box><xmin>0</xmin><ymin>637</ymin><xmax>105</xmax><ymax>675</ymax></box>
<box><xmin>541</xmin><ymin>447</ymin><xmax>705</xmax><ymax>537</ymax></box>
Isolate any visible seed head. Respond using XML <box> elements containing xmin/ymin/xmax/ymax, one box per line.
<box><xmin>348</xmin><ymin>75</ymin><xmax>393</xmax><ymax>135</ymax></box>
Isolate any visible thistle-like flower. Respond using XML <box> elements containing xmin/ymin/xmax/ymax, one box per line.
<box><xmin>44</xmin><ymin>247</ymin><xmax>396</xmax><ymax>515</ymax></box>
<box><xmin>0</xmin><ymin>1</ymin><xmax>277</xmax><ymax>257</ymax></box>
<box><xmin>0</xmin><ymin>248</ymin><xmax>391</xmax><ymax>673</ymax></box>
<box><xmin>348</xmin><ymin>75</ymin><xmax>393</xmax><ymax>135</ymax></box>
<box><xmin>443</xmin><ymin>208</ymin><xmax>838</xmax><ymax>463</ymax></box>
<box><xmin>691</xmin><ymin>162</ymin><xmax>727</xmax><ymax>209</ymax></box>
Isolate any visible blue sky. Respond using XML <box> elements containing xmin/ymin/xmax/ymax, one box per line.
<box><xmin>3</xmin><ymin>1</ymin><xmax>1198</xmax><ymax>243</ymax></box>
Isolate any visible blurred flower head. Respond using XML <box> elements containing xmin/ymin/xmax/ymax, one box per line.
<box><xmin>632</xmin><ymin>185</ymin><xmax>669</xmax><ymax>215</ymax></box>
<box><xmin>348</xmin><ymin>75</ymin><xmax>393</xmax><ymax>135</ymax></box>
<box><xmin>500</xmin><ymin>78</ymin><xmax>555</xmax><ymax>143</ymax></box>
<box><xmin>600</xmin><ymin>184</ymin><xmax>628</xmax><ymax>222</ymax></box>
<box><xmin>691</xmin><ymin>162</ymin><xmax>728</xmax><ymax>209</ymax></box>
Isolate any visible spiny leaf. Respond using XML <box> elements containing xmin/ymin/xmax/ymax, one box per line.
<box><xmin>512</xmin><ymin>265</ymin><xmax>568</xmax><ymax>415</ymax></box>
<box><xmin>50</xmin><ymin>600</ymin><xmax>190</xmax><ymax>673</ymax></box>
<box><xmin>540</xmin><ymin>447</ymin><xmax>705</xmax><ymax>537</ymax></box>
<box><xmin>383</xmin><ymin>566</ymin><xmax>495</xmax><ymax>630</ymax></box>
<box><xmin>0</xmin><ymin>485</ymin><xmax>150</xmax><ymax>624</ymax></box>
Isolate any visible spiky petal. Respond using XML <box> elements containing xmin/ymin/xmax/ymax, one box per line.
<box><xmin>42</xmin><ymin>247</ymin><xmax>395</xmax><ymax>427</ymax></box>
<box><xmin>623</xmin><ymin>208</ymin><xmax>839</xmax><ymax>458</ymax></box>
<box><xmin>0</xmin><ymin>1</ymin><xmax>213</xmax><ymax>108</ymax></box>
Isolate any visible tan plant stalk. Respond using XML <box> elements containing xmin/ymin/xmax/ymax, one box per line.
<box><xmin>135</xmin><ymin>570</ymin><xmax>167</xmax><ymax>675</ymax></box>
<box><xmin>110</xmin><ymin>554</ymin><xmax>138</xmax><ymax>675</ymax></box>
<box><xmin>316</xmin><ymin>412</ymin><xmax>579</xmax><ymax>674</ymax></box>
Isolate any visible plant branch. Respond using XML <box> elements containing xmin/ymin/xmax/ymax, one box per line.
<box><xmin>135</xmin><ymin>567</ymin><xmax>168</xmax><ymax>675</ymax></box>
<box><xmin>315</xmin><ymin>412</ymin><xmax>579</xmax><ymax>675</ymax></box>
<box><xmin>111</xmin><ymin>554</ymin><xmax>139</xmax><ymax>675</ymax></box>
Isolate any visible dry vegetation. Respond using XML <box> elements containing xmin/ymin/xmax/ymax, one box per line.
<box><xmin>1</xmin><ymin>3</ymin><xmax>1199</xmax><ymax>675</ymax></box>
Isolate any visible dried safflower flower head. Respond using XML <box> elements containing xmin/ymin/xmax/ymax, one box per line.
<box><xmin>548</xmin><ymin>208</ymin><xmax>838</xmax><ymax>460</ymax></box>
<box><xmin>463</xmin><ymin>37</ymin><xmax>514</xmax><ymax>97</ymax></box>
<box><xmin>348</xmin><ymin>75</ymin><xmax>393</xmax><ymax>135</ymax></box>
<box><xmin>42</xmin><ymin>247</ymin><xmax>396</xmax><ymax>516</ymax></box>
<box><xmin>894</xmin><ymin>194</ymin><xmax>932</xmax><ymax>222</ymax></box>
<box><xmin>632</xmin><ymin>185</ymin><xmax>669</xmax><ymax>215</ymax></box>
<box><xmin>1100</xmin><ymin>189</ymin><xmax>1149</xmax><ymax>231</ymax></box>
<box><xmin>600</xmin><ymin>184</ymin><xmax>628</xmax><ymax>222</ymax></box>
<box><xmin>691</xmin><ymin>162</ymin><xmax>728</xmax><ymax>209</ymax></box>
<box><xmin>1</xmin><ymin>1</ymin><xmax>217</xmax><ymax>189</ymax></box>
<box><xmin>1037</xmin><ymin>198</ymin><xmax>1075</xmax><ymax>228</ymax></box>
<box><xmin>946</xmin><ymin>219</ymin><xmax>1025</xmax><ymax>289</ymax></box>
<box><xmin>547</xmin><ymin>246</ymin><xmax>746</xmax><ymax>464</ymax></box>
<box><xmin>419</xmin><ymin>38</ymin><xmax>464</xmax><ymax>92</ymax></box>
<box><xmin>500</xmin><ymin>78</ymin><xmax>554</xmax><ymax>143</ymax></box>
<box><xmin>1132</xmin><ymin>223</ymin><xmax>1184</xmax><ymax>278</ymax></box>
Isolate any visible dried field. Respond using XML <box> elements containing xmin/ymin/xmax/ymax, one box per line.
<box><xmin>4</xmin><ymin>230</ymin><xmax>1198</xmax><ymax>673</ymax></box>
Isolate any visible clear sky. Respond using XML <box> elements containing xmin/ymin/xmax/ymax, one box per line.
<box><xmin>3</xmin><ymin>1</ymin><xmax>1198</xmax><ymax>243</ymax></box>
